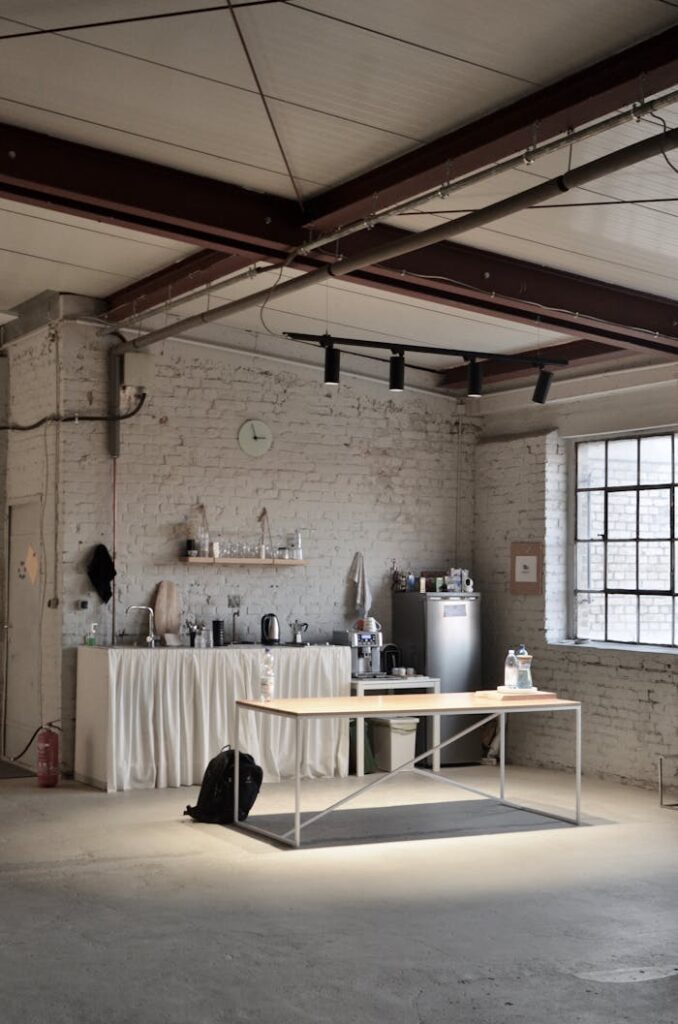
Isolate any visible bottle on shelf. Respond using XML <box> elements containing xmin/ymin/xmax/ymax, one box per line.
<box><xmin>504</xmin><ymin>649</ymin><xmax>519</xmax><ymax>688</ymax></box>
<box><xmin>287</xmin><ymin>530</ymin><xmax>303</xmax><ymax>560</ymax></box>
<box><xmin>260</xmin><ymin>648</ymin><xmax>275</xmax><ymax>702</ymax></box>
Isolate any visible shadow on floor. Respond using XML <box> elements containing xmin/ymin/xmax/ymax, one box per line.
<box><xmin>0</xmin><ymin>761</ymin><xmax>34</xmax><ymax>780</ymax></box>
<box><xmin>243</xmin><ymin>798</ymin><xmax>573</xmax><ymax>848</ymax></box>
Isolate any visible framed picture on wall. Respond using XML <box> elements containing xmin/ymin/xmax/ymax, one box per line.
<box><xmin>510</xmin><ymin>542</ymin><xmax>543</xmax><ymax>595</ymax></box>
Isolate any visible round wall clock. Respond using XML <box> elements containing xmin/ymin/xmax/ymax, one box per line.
<box><xmin>238</xmin><ymin>419</ymin><xmax>273</xmax><ymax>457</ymax></box>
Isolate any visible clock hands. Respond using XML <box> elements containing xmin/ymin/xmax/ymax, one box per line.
<box><xmin>251</xmin><ymin>423</ymin><xmax>262</xmax><ymax>441</ymax></box>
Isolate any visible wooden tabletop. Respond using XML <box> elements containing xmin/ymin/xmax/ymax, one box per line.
<box><xmin>236</xmin><ymin>692</ymin><xmax>580</xmax><ymax>718</ymax></box>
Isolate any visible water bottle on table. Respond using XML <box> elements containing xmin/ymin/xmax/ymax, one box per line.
<box><xmin>260</xmin><ymin>648</ymin><xmax>275</xmax><ymax>702</ymax></box>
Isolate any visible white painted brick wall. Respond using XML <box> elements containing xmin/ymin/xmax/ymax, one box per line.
<box><xmin>3</xmin><ymin>326</ymin><xmax>63</xmax><ymax>765</ymax></box>
<box><xmin>56</xmin><ymin>323</ymin><xmax>477</xmax><ymax>769</ymax></box>
<box><xmin>474</xmin><ymin>431</ymin><xmax>678</xmax><ymax>787</ymax></box>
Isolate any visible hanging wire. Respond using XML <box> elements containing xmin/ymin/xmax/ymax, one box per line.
<box><xmin>226</xmin><ymin>0</ymin><xmax>304</xmax><ymax>208</ymax></box>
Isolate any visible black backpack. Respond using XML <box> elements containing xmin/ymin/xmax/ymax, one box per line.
<box><xmin>184</xmin><ymin>746</ymin><xmax>263</xmax><ymax>825</ymax></box>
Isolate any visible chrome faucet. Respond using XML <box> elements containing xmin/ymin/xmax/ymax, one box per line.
<box><xmin>126</xmin><ymin>605</ymin><xmax>157</xmax><ymax>647</ymax></box>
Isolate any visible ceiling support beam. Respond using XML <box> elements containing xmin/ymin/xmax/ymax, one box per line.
<box><xmin>333</xmin><ymin>225</ymin><xmax>678</xmax><ymax>347</ymax></box>
<box><xmin>128</xmin><ymin>123</ymin><xmax>678</xmax><ymax>354</ymax></box>
<box><xmin>105</xmin><ymin>252</ymin><xmax>256</xmax><ymax>322</ymax></box>
<box><xmin>103</xmin><ymin>218</ymin><xmax>678</xmax><ymax>351</ymax></box>
<box><xmin>2</xmin><ymin>114</ymin><xmax>663</xmax><ymax>353</ymax></box>
<box><xmin>304</xmin><ymin>24</ymin><xmax>678</xmax><ymax>230</ymax></box>
<box><xmin>0</xmin><ymin>122</ymin><xmax>300</xmax><ymax>256</ymax></box>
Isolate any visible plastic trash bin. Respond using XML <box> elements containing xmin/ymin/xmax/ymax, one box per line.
<box><xmin>369</xmin><ymin>717</ymin><xmax>419</xmax><ymax>772</ymax></box>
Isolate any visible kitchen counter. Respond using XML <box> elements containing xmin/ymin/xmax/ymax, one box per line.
<box><xmin>74</xmin><ymin>645</ymin><xmax>351</xmax><ymax>792</ymax></box>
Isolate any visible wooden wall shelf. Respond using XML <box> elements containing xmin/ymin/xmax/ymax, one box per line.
<box><xmin>183</xmin><ymin>556</ymin><xmax>308</xmax><ymax>567</ymax></box>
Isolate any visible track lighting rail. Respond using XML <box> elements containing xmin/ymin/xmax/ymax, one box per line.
<box><xmin>285</xmin><ymin>332</ymin><xmax>569</xmax><ymax>369</ymax></box>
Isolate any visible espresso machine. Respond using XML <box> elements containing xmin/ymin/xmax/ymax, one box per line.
<box><xmin>332</xmin><ymin>627</ymin><xmax>384</xmax><ymax>677</ymax></box>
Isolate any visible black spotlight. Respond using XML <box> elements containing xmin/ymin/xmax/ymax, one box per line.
<box><xmin>532</xmin><ymin>367</ymin><xmax>553</xmax><ymax>404</ymax></box>
<box><xmin>324</xmin><ymin>345</ymin><xmax>340</xmax><ymax>386</ymax></box>
<box><xmin>389</xmin><ymin>351</ymin><xmax>405</xmax><ymax>392</ymax></box>
<box><xmin>467</xmin><ymin>358</ymin><xmax>483</xmax><ymax>398</ymax></box>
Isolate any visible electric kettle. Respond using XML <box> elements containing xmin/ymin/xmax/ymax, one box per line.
<box><xmin>261</xmin><ymin>613</ymin><xmax>280</xmax><ymax>644</ymax></box>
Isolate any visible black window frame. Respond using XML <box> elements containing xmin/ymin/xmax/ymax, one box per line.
<box><xmin>574</xmin><ymin>432</ymin><xmax>677</xmax><ymax>648</ymax></box>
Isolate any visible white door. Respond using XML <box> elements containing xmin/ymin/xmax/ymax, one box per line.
<box><xmin>3</xmin><ymin>502</ymin><xmax>43</xmax><ymax>765</ymax></box>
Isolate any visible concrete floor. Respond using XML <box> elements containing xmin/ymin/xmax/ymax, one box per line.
<box><xmin>1</xmin><ymin>766</ymin><xmax>677</xmax><ymax>1024</ymax></box>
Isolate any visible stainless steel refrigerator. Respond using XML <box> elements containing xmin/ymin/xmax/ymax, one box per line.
<box><xmin>392</xmin><ymin>592</ymin><xmax>482</xmax><ymax>764</ymax></box>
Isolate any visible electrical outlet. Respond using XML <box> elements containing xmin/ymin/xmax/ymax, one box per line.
<box><xmin>227</xmin><ymin>595</ymin><xmax>241</xmax><ymax>609</ymax></box>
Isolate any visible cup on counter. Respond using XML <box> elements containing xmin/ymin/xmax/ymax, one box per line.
<box><xmin>406</xmin><ymin>668</ymin><xmax>415</xmax><ymax>676</ymax></box>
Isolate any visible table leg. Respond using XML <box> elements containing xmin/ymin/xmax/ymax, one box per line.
<box><xmin>294</xmin><ymin>717</ymin><xmax>301</xmax><ymax>848</ymax></box>
<box><xmin>499</xmin><ymin>712</ymin><xmax>506</xmax><ymax>801</ymax></box>
<box><xmin>356</xmin><ymin>683</ymin><xmax>365</xmax><ymax>777</ymax></box>
<box><xmin>432</xmin><ymin>712</ymin><xmax>441</xmax><ymax>773</ymax></box>
<box><xmin>575</xmin><ymin>704</ymin><xmax>582</xmax><ymax>825</ymax></box>
<box><xmin>234</xmin><ymin>704</ymin><xmax>240</xmax><ymax>824</ymax></box>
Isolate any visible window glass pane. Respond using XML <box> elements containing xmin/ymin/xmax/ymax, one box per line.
<box><xmin>576</xmin><ymin>542</ymin><xmax>604</xmax><ymax>591</ymax></box>
<box><xmin>639</xmin><ymin>596</ymin><xmax>673</xmax><ymax>645</ymax></box>
<box><xmin>576</xmin><ymin>490</ymin><xmax>604</xmax><ymax>540</ymax></box>
<box><xmin>606</xmin><ymin>542</ymin><xmax>636</xmax><ymax>589</ymax></box>
<box><xmin>640</xmin><ymin>435</ymin><xmax>672</xmax><ymax>484</ymax></box>
<box><xmin>608</xmin><ymin>438</ymin><xmax>637</xmax><ymax>487</ymax></box>
<box><xmin>607</xmin><ymin>490</ymin><xmax>636</xmax><ymax>539</ymax></box>
<box><xmin>607</xmin><ymin>594</ymin><xmax>637</xmax><ymax>642</ymax></box>
<box><xmin>577</xmin><ymin>441</ymin><xmax>605</xmax><ymax>488</ymax></box>
<box><xmin>675</xmin><ymin>598</ymin><xmax>678</xmax><ymax>645</ymax></box>
<box><xmin>638</xmin><ymin>541</ymin><xmax>671</xmax><ymax>590</ymax></box>
<box><xmin>639</xmin><ymin>489</ymin><xmax>670</xmax><ymax>538</ymax></box>
<box><xmin>676</xmin><ymin>542</ymin><xmax>678</xmax><ymax>594</ymax></box>
<box><xmin>576</xmin><ymin>593</ymin><xmax>605</xmax><ymax>640</ymax></box>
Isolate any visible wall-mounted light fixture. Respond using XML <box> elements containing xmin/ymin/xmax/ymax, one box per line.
<box><xmin>467</xmin><ymin>358</ymin><xmax>483</xmax><ymax>398</ymax></box>
<box><xmin>323</xmin><ymin>344</ymin><xmax>340</xmax><ymax>386</ymax></box>
<box><xmin>389</xmin><ymin>351</ymin><xmax>405</xmax><ymax>392</ymax></box>
<box><xmin>532</xmin><ymin>366</ymin><xmax>553</xmax><ymax>404</ymax></box>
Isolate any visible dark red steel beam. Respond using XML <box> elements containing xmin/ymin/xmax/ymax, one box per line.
<box><xmin>304</xmin><ymin>25</ymin><xmax>678</xmax><ymax>230</ymax></box>
<box><xmin>8</xmin><ymin>116</ymin><xmax>669</xmax><ymax>348</ymax></box>
<box><xmin>329</xmin><ymin>224</ymin><xmax>678</xmax><ymax>349</ymax></box>
<box><xmin>106</xmin><ymin>251</ymin><xmax>255</xmax><ymax>321</ymax></box>
<box><xmin>441</xmin><ymin>340</ymin><xmax>621</xmax><ymax>387</ymax></box>
<box><xmin>0</xmin><ymin>122</ymin><xmax>301</xmax><ymax>257</ymax></box>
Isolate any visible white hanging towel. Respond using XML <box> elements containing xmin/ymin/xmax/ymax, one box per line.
<box><xmin>349</xmin><ymin>552</ymin><xmax>372</xmax><ymax>616</ymax></box>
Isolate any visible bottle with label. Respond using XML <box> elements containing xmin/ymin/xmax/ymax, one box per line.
<box><xmin>515</xmin><ymin>643</ymin><xmax>533</xmax><ymax>689</ymax></box>
<box><xmin>260</xmin><ymin>648</ymin><xmax>275</xmax><ymax>702</ymax></box>
<box><xmin>504</xmin><ymin>649</ymin><xmax>519</xmax><ymax>688</ymax></box>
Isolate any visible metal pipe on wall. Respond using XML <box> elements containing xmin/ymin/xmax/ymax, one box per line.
<box><xmin>127</xmin><ymin>126</ymin><xmax>678</xmax><ymax>353</ymax></box>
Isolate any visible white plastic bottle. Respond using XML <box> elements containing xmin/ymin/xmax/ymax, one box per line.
<box><xmin>504</xmin><ymin>649</ymin><xmax>519</xmax><ymax>689</ymax></box>
<box><xmin>260</xmin><ymin>648</ymin><xmax>275</xmax><ymax>702</ymax></box>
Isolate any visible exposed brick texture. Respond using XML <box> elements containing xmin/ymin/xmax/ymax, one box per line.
<box><xmin>7</xmin><ymin>321</ymin><xmax>477</xmax><ymax>770</ymax></box>
<box><xmin>474</xmin><ymin>431</ymin><xmax>678</xmax><ymax>787</ymax></box>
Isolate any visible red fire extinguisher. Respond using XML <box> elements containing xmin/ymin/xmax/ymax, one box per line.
<box><xmin>37</xmin><ymin>726</ymin><xmax>60</xmax><ymax>788</ymax></box>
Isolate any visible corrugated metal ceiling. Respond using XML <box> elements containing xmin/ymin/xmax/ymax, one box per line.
<box><xmin>1</xmin><ymin>0</ymin><xmax>677</xmax><ymax>368</ymax></box>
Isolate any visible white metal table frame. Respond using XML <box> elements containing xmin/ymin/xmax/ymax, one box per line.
<box><xmin>234</xmin><ymin>697</ymin><xmax>582</xmax><ymax>849</ymax></box>
<box><xmin>351</xmin><ymin>676</ymin><xmax>441</xmax><ymax>776</ymax></box>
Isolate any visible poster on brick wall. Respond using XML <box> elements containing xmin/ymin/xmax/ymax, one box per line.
<box><xmin>510</xmin><ymin>542</ymin><xmax>543</xmax><ymax>595</ymax></box>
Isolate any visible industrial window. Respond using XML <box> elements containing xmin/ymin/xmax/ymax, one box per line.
<box><xmin>574</xmin><ymin>434</ymin><xmax>678</xmax><ymax>647</ymax></box>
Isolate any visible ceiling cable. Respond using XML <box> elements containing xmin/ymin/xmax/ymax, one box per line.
<box><xmin>226</xmin><ymin>0</ymin><xmax>304</xmax><ymax>208</ymax></box>
<box><xmin>0</xmin><ymin>2</ymin><xmax>288</xmax><ymax>42</ymax></box>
